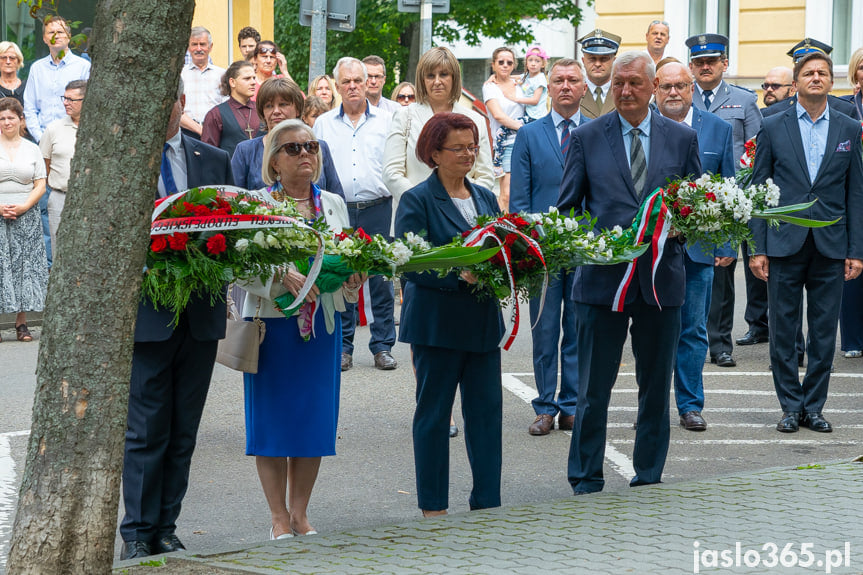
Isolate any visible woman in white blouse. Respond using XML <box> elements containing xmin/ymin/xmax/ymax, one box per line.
<box><xmin>383</xmin><ymin>46</ymin><xmax>494</xmax><ymax>230</ymax></box>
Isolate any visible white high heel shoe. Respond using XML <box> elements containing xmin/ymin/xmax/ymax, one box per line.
<box><xmin>269</xmin><ymin>526</ymin><xmax>294</xmax><ymax>540</ymax></box>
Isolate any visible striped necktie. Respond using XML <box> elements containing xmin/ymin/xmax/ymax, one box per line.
<box><xmin>630</xmin><ymin>127</ymin><xmax>646</xmax><ymax>197</ymax></box>
<box><xmin>560</xmin><ymin>118</ymin><xmax>573</xmax><ymax>158</ymax></box>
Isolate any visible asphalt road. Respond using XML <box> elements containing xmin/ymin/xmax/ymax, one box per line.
<box><xmin>1</xmin><ymin>273</ymin><xmax>862</xmax><ymax>571</ymax></box>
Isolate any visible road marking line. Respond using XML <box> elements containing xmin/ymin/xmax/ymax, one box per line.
<box><xmin>501</xmin><ymin>373</ymin><xmax>635</xmax><ymax>480</ymax></box>
<box><xmin>507</xmin><ymin>371</ymin><xmax>863</xmax><ymax>379</ymax></box>
<box><xmin>0</xmin><ymin>430</ymin><xmax>30</xmax><ymax>569</ymax></box>
<box><xmin>607</xmin><ymin>422</ymin><xmax>863</xmax><ymax>429</ymax></box>
<box><xmin>608</xmin><ymin>406</ymin><xmax>863</xmax><ymax>413</ymax></box>
<box><xmin>610</xmin><ymin>439</ymin><xmax>863</xmax><ymax>445</ymax></box>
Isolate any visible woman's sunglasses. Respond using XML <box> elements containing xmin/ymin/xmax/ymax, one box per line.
<box><xmin>397</xmin><ymin>93</ymin><xmax>416</xmax><ymax>102</ymax></box>
<box><xmin>276</xmin><ymin>141</ymin><xmax>320</xmax><ymax>156</ymax></box>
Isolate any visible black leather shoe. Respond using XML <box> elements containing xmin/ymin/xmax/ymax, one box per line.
<box><xmin>120</xmin><ymin>540</ymin><xmax>152</xmax><ymax>560</ymax></box>
<box><xmin>711</xmin><ymin>352</ymin><xmax>736</xmax><ymax>367</ymax></box>
<box><xmin>736</xmin><ymin>331</ymin><xmax>768</xmax><ymax>346</ymax></box>
<box><xmin>776</xmin><ymin>412</ymin><xmax>800</xmax><ymax>433</ymax></box>
<box><xmin>374</xmin><ymin>351</ymin><xmax>398</xmax><ymax>370</ymax></box>
<box><xmin>679</xmin><ymin>410</ymin><xmax>707</xmax><ymax>431</ymax></box>
<box><xmin>803</xmin><ymin>413</ymin><xmax>833</xmax><ymax>433</ymax></box>
<box><xmin>341</xmin><ymin>352</ymin><xmax>353</xmax><ymax>372</ymax></box>
<box><xmin>155</xmin><ymin>534</ymin><xmax>186</xmax><ymax>554</ymax></box>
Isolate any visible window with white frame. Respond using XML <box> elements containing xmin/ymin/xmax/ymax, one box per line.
<box><xmin>806</xmin><ymin>0</ymin><xmax>863</xmax><ymax>80</ymax></box>
<box><xmin>664</xmin><ymin>0</ymin><xmax>740</xmax><ymax>74</ymax></box>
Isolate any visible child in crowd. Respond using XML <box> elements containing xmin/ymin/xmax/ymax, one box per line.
<box><xmin>492</xmin><ymin>45</ymin><xmax>548</xmax><ymax>177</ymax></box>
<box><xmin>302</xmin><ymin>96</ymin><xmax>330</xmax><ymax>128</ymax></box>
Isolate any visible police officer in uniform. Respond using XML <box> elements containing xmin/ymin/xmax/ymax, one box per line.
<box><xmin>687</xmin><ymin>33</ymin><xmax>762</xmax><ymax>369</ymax></box>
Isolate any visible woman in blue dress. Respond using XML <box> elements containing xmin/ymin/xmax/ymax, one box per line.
<box><xmin>240</xmin><ymin>119</ymin><xmax>360</xmax><ymax>539</ymax></box>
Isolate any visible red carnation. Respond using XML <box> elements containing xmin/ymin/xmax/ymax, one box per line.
<box><xmin>688</xmin><ymin>182</ymin><xmax>697</xmax><ymax>188</ymax></box>
<box><xmin>151</xmin><ymin>235</ymin><xmax>168</xmax><ymax>253</ymax></box>
<box><xmin>167</xmin><ymin>232</ymin><xmax>190</xmax><ymax>250</ymax></box>
<box><xmin>192</xmin><ymin>204</ymin><xmax>212</xmax><ymax>216</ymax></box>
<box><xmin>355</xmin><ymin>228</ymin><xmax>373</xmax><ymax>243</ymax></box>
<box><xmin>705</xmin><ymin>192</ymin><xmax>717</xmax><ymax>202</ymax></box>
<box><xmin>336</xmin><ymin>231</ymin><xmax>349</xmax><ymax>241</ymax></box>
<box><xmin>206</xmin><ymin>233</ymin><xmax>227</xmax><ymax>255</ymax></box>
<box><xmin>680</xmin><ymin>205</ymin><xmax>693</xmax><ymax>217</ymax></box>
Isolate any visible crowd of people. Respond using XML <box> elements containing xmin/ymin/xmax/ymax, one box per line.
<box><xmin>2</xmin><ymin>14</ymin><xmax>862</xmax><ymax>564</ymax></box>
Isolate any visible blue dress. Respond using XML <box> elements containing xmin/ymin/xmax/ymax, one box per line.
<box><xmin>243</xmin><ymin>307</ymin><xmax>341</xmax><ymax>457</ymax></box>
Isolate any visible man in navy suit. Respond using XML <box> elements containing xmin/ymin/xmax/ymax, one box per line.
<box><xmin>750</xmin><ymin>52</ymin><xmax>863</xmax><ymax>434</ymax></box>
<box><xmin>511</xmin><ymin>58</ymin><xmax>588</xmax><ymax>436</ymax></box>
<box><xmin>655</xmin><ymin>61</ymin><xmax>736</xmax><ymax>431</ymax></box>
<box><xmin>120</xmin><ymin>82</ymin><xmax>234</xmax><ymax>560</ymax></box>
<box><xmin>558</xmin><ymin>51</ymin><xmax>701</xmax><ymax>493</ymax></box>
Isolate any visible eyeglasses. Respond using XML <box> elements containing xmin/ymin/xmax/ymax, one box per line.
<box><xmin>276</xmin><ymin>141</ymin><xmax>320</xmax><ymax>156</ymax></box>
<box><xmin>441</xmin><ymin>145</ymin><xmax>479</xmax><ymax>155</ymax></box>
<box><xmin>397</xmin><ymin>93</ymin><xmax>416</xmax><ymax>102</ymax></box>
<box><xmin>60</xmin><ymin>96</ymin><xmax>84</xmax><ymax>103</ymax></box>
<box><xmin>657</xmin><ymin>82</ymin><xmax>691</xmax><ymax>93</ymax></box>
<box><xmin>367</xmin><ymin>74</ymin><xmax>384</xmax><ymax>81</ymax></box>
<box><xmin>257</xmin><ymin>46</ymin><xmax>277</xmax><ymax>55</ymax></box>
<box><xmin>761</xmin><ymin>82</ymin><xmax>792</xmax><ymax>91</ymax></box>
<box><xmin>496</xmin><ymin>60</ymin><xmax>514</xmax><ymax>66</ymax></box>
<box><xmin>0</xmin><ymin>55</ymin><xmax>18</xmax><ymax>62</ymax></box>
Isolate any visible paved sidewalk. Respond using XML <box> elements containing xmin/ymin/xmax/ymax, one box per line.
<box><xmin>115</xmin><ymin>459</ymin><xmax>863</xmax><ymax>574</ymax></box>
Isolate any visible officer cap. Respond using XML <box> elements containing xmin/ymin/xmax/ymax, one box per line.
<box><xmin>685</xmin><ymin>33</ymin><xmax>729</xmax><ymax>59</ymax></box>
<box><xmin>578</xmin><ymin>29</ymin><xmax>622</xmax><ymax>56</ymax></box>
<box><xmin>787</xmin><ymin>38</ymin><xmax>832</xmax><ymax>63</ymax></box>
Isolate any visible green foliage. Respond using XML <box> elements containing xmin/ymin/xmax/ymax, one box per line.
<box><xmin>274</xmin><ymin>0</ymin><xmax>589</xmax><ymax>96</ymax></box>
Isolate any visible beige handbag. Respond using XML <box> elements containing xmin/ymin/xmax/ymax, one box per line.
<box><xmin>216</xmin><ymin>296</ymin><xmax>266</xmax><ymax>374</ymax></box>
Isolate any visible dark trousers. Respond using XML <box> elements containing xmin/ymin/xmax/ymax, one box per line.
<box><xmin>411</xmin><ymin>344</ymin><xmax>502</xmax><ymax>511</ymax></box>
<box><xmin>707</xmin><ymin>259</ymin><xmax>736</xmax><ymax>356</ymax></box>
<box><xmin>840</xmin><ymin>274</ymin><xmax>863</xmax><ymax>351</ymax></box>
<box><xmin>120</xmin><ymin>319</ymin><xmax>218</xmax><ymax>542</ymax></box>
<box><xmin>745</xmin><ymin>243</ymin><xmax>807</xmax><ymax>355</ymax></box>
<box><xmin>742</xmin><ymin>242</ymin><xmax>769</xmax><ymax>336</ymax></box>
<box><xmin>767</xmin><ymin>235</ymin><xmax>844</xmax><ymax>415</ymax></box>
<box><xmin>341</xmin><ymin>198</ymin><xmax>396</xmax><ymax>355</ymax></box>
<box><xmin>568</xmin><ymin>294</ymin><xmax>680</xmax><ymax>493</ymax></box>
<box><xmin>528</xmin><ymin>271</ymin><xmax>578</xmax><ymax>417</ymax></box>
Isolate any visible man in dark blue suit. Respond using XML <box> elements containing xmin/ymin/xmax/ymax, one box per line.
<box><xmin>511</xmin><ymin>58</ymin><xmax>588</xmax><ymax>436</ymax></box>
<box><xmin>654</xmin><ymin>61</ymin><xmax>737</xmax><ymax>432</ymax></box>
<box><xmin>750</xmin><ymin>52</ymin><xmax>863</xmax><ymax>434</ymax></box>
<box><xmin>558</xmin><ymin>52</ymin><xmax>701</xmax><ymax>493</ymax></box>
<box><xmin>120</xmin><ymin>84</ymin><xmax>234</xmax><ymax>560</ymax></box>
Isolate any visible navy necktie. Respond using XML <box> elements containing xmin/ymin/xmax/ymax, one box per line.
<box><xmin>703</xmin><ymin>89</ymin><xmax>713</xmax><ymax>110</ymax></box>
<box><xmin>560</xmin><ymin>119</ymin><xmax>573</xmax><ymax>158</ymax></box>
<box><xmin>161</xmin><ymin>143</ymin><xmax>178</xmax><ymax>197</ymax></box>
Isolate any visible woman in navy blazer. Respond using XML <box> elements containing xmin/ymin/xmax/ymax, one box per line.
<box><xmin>394</xmin><ymin>113</ymin><xmax>505</xmax><ymax>516</ymax></box>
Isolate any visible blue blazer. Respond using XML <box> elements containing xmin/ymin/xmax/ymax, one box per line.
<box><xmin>135</xmin><ymin>135</ymin><xmax>234</xmax><ymax>343</ymax></box>
<box><xmin>687</xmin><ymin>107</ymin><xmax>737</xmax><ymax>264</ymax></box>
<box><xmin>750</xmin><ymin>106</ymin><xmax>863</xmax><ymax>260</ymax></box>
<box><xmin>557</xmin><ymin>111</ymin><xmax>702</xmax><ymax>307</ymax></box>
<box><xmin>510</xmin><ymin>113</ymin><xmax>589</xmax><ymax>213</ymax></box>
<box><xmin>395</xmin><ymin>171</ymin><xmax>505</xmax><ymax>353</ymax></box>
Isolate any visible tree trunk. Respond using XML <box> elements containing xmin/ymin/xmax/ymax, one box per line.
<box><xmin>7</xmin><ymin>1</ymin><xmax>196</xmax><ymax>573</ymax></box>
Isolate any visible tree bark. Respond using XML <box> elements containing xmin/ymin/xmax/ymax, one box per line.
<box><xmin>7</xmin><ymin>1</ymin><xmax>196</xmax><ymax>573</ymax></box>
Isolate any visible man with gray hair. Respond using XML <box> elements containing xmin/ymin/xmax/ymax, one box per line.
<box><xmin>180</xmin><ymin>26</ymin><xmax>226</xmax><ymax>138</ymax></box>
<box><xmin>558</xmin><ymin>51</ymin><xmax>701</xmax><ymax>494</ymax></box>
<box><xmin>314</xmin><ymin>57</ymin><xmax>398</xmax><ymax>372</ymax></box>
